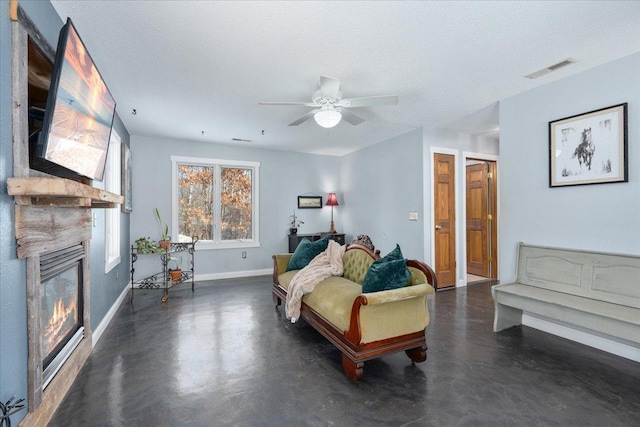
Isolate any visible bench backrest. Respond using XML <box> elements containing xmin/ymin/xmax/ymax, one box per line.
<box><xmin>516</xmin><ymin>243</ymin><xmax>640</xmax><ymax>309</ymax></box>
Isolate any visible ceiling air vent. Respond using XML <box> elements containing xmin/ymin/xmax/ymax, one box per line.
<box><xmin>524</xmin><ymin>58</ymin><xmax>576</xmax><ymax>79</ymax></box>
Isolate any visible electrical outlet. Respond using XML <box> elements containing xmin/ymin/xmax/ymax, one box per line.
<box><xmin>242</xmin><ymin>251</ymin><xmax>247</xmax><ymax>259</ymax></box>
<box><xmin>409</xmin><ymin>211</ymin><xmax>418</xmax><ymax>221</ymax></box>
<box><xmin>116</xmin><ymin>271</ymin><xmax>119</xmax><ymax>279</ymax></box>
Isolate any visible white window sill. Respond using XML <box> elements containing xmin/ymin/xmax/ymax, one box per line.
<box><xmin>195</xmin><ymin>241</ymin><xmax>260</xmax><ymax>251</ymax></box>
<box><xmin>105</xmin><ymin>256</ymin><xmax>121</xmax><ymax>273</ymax></box>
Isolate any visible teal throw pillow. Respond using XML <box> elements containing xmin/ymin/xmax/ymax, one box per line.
<box><xmin>362</xmin><ymin>244</ymin><xmax>411</xmax><ymax>293</ymax></box>
<box><xmin>287</xmin><ymin>236</ymin><xmax>330</xmax><ymax>271</ymax></box>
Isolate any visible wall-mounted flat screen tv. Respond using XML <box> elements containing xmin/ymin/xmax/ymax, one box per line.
<box><xmin>32</xmin><ymin>17</ymin><xmax>116</xmax><ymax>182</ymax></box>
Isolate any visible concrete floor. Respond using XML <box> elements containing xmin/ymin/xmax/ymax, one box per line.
<box><xmin>49</xmin><ymin>277</ymin><xmax>640</xmax><ymax>426</ymax></box>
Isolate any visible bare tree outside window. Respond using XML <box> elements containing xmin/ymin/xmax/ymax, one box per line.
<box><xmin>176</xmin><ymin>161</ymin><xmax>257</xmax><ymax>244</ymax></box>
<box><xmin>221</xmin><ymin>167</ymin><xmax>252</xmax><ymax>240</ymax></box>
<box><xmin>178</xmin><ymin>165</ymin><xmax>214</xmax><ymax>241</ymax></box>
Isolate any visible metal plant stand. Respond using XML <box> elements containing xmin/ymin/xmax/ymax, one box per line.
<box><xmin>130</xmin><ymin>239</ymin><xmax>197</xmax><ymax>303</ymax></box>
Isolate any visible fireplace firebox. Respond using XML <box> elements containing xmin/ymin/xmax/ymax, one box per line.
<box><xmin>40</xmin><ymin>245</ymin><xmax>85</xmax><ymax>388</ymax></box>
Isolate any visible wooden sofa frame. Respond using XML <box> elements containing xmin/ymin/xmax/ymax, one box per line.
<box><xmin>272</xmin><ymin>245</ymin><xmax>438</xmax><ymax>381</ymax></box>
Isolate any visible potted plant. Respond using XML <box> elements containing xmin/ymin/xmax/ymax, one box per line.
<box><xmin>155</xmin><ymin>207</ymin><xmax>171</xmax><ymax>251</ymax></box>
<box><xmin>289</xmin><ymin>210</ymin><xmax>304</xmax><ymax>235</ymax></box>
<box><xmin>168</xmin><ymin>256</ymin><xmax>183</xmax><ymax>283</ymax></box>
<box><xmin>135</xmin><ymin>237</ymin><xmax>161</xmax><ymax>254</ymax></box>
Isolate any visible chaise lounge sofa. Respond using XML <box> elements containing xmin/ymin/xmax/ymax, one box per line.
<box><xmin>272</xmin><ymin>244</ymin><xmax>437</xmax><ymax>381</ymax></box>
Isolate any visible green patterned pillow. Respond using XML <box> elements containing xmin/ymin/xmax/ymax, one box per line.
<box><xmin>286</xmin><ymin>237</ymin><xmax>330</xmax><ymax>271</ymax></box>
<box><xmin>362</xmin><ymin>244</ymin><xmax>411</xmax><ymax>293</ymax></box>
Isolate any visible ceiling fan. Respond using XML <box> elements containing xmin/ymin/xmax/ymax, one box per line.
<box><xmin>259</xmin><ymin>76</ymin><xmax>398</xmax><ymax>128</ymax></box>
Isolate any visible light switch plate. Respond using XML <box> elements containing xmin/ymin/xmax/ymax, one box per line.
<box><xmin>409</xmin><ymin>211</ymin><xmax>418</xmax><ymax>221</ymax></box>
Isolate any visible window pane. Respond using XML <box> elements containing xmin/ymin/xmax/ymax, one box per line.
<box><xmin>220</xmin><ymin>167</ymin><xmax>252</xmax><ymax>240</ymax></box>
<box><xmin>178</xmin><ymin>165</ymin><xmax>214</xmax><ymax>241</ymax></box>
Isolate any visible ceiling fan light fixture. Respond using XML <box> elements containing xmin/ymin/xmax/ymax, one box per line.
<box><xmin>314</xmin><ymin>108</ymin><xmax>342</xmax><ymax>128</ymax></box>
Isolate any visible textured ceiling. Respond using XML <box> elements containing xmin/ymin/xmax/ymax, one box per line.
<box><xmin>50</xmin><ymin>1</ymin><xmax>640</xmax><ymax>156</ymax></box>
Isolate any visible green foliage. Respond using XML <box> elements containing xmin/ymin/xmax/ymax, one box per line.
<box><xmin>135</xmin><ymin>237</ymin><xmax>162</xmax><ymax>253</ymax></box>
<box><xmin>155</xmin><ymin>207</ymin><xmax>170</xmax><ymax>241</ymax></box>
<box><xmin>167</xmin><ymin>255</ymin><xmax>183</xmax><ymax>271</ymax></box>
<box><xmin>289</xmin><ymin>210</ymin><xmax>304</xmax><ymax>228</ymax></box>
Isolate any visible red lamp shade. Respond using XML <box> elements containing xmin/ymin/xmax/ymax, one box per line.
<box><xmin>326</xmin><ymin>193</ymin><xmax>339</xmax><ymax>206</ymax></box>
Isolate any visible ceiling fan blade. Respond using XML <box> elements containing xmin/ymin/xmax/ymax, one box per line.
<box><xmin>340</xmin><ymin>109</ymin><xmax>365</xmax><ymax>126</ymax></box>
<box><xmin>288</xmin><ymin>109</ymin><xmax>320</xmax><ymax>126</ymax></box>
<box><xmin>319</xmin><ymin>76</ymin><xmax>341</xmax><ymax>98</ymax></box>
<box><xmin>340</xmin><ymin>95</ymin><xmax>398</xmax><ymax>108</ymax></box>
<box><xmin>259</xmin><ymin>101</ymin><xmax>317</xmax><ymax>106</ymax></box>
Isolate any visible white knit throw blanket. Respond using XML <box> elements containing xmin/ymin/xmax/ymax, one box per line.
<box><xmin>286</xmin><ymin>239</ymin><xmax>346</xmax><ymax>323</ymax></box>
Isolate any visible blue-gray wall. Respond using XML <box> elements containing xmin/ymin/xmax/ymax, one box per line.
<box><xmin>0</xmin><ymin>0</ymin><xmax>29</xmax><ymax>416</ymax></box>
<box><xmin>130</xmin><ymin>135</ymin><xmax>340</xmax><ymax>278</ymax></box>
<box><xmin>499</xmin><ymin>52</ymin><xmax>640</xmax><ymax>281</ymax></box>
<box><xmin>340</xmin><ymin>128</ymin><xmax>425</xmax><ymax>259</ymax></box>
<box><xmin>0</xmin><ymin>2</ymin><xmax>131</xmax><ymax>422</ymax></box>
<box><xmin>89</xmin><ymin>114</ymin><xmax>131</xmax><ymax>331</ymax></box>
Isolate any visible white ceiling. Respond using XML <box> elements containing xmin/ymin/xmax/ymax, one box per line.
<box><xmin>50</xmin><ymin>1</ymin><xmax>640</xmax><ymax>156</ymax></box>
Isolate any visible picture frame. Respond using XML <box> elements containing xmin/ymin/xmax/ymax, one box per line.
<box><xmin>121</xmin><ymin>144</ymin><xmax>132</xmax><ymax>212</ymax></box>
<box><xmin>298</xmin><ymin>195</ymin><xmax>322</xmax><ymax>209</ymax></box>
<box><xmin>549</xmin><ymin>103</ymin><xmax>628</xmax><ymax>187</ymax></box>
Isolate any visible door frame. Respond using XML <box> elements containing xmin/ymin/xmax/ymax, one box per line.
<box><xmin>462</xmin><ymin>151</ymin><xmax>500</xmax><ymax>285</ymax></box>
<box><xmin>428</xmin><ymin>147</ymin><xmax>461</xmax><ymax>285</ymax></box>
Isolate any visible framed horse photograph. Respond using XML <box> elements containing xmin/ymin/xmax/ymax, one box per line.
<box><xmin>549</xmin><ymin>103</ymin><xmax>628</xmax><ymax>187</ymax></box>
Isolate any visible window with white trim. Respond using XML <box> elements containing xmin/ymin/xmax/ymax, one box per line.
<box><xmin>104</xmin><ymin>131</ymin><xmax>121</xmax><ymax>272</ymax></box>
<box><xmin>171</xmin><ymin>156</ymin><xmax>260</xmax><ymax>249</ymax></box>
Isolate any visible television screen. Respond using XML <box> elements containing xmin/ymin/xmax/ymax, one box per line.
<box><xmin>35</xmin><ymin>18</ymin><xmax>116</xmax><ymax>182</ymax></box>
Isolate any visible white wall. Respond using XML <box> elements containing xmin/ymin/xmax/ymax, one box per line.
<box><xmin>340</xmin><ymin>128</ymin><xmax>424</xmax><ymax>259</ymax></box>
<box><xmin>499</xmin><ymin>52</ymin><xmax>640</xmax><ymax>282</ymax></box>
<box><xmin>131</xmin><ymin>136</ymin><xmax>340</xmax><ymax>278</ymax></box>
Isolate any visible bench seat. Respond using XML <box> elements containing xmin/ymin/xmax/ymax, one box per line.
<box><xmin>493</xmin><ymin>243</ymin><xmax>640</xmax><ymax>351</ymax></box>
<box><xmin>493</xmin><ymin>283</ymin><xmax>640</xmax><ymax>344</ymax></box>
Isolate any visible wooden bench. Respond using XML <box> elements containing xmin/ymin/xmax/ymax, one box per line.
<box><xmin>492</xmin><ymin>243</ymin><xmax>640</xmax><ymax>350</ymax></box>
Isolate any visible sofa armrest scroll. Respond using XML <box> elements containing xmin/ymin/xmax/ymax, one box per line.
<box><xmin>345</xmin><ymin>283</ymin><xmax>434</xmax><ymax>344</ymax></box>
<box><xmin>272</xmin><ymin>254</ymin><xmax>293</xmax><ymax>280</ymax></box>
<box><xmin>407</xmin><ymin>259</ymin><xmax>438</xmax><ymax>290</ymax></box>
<box><xmin>359</xmin><ymin>283</ymin><xmax>434</xmax><ymax>306</ymax></box>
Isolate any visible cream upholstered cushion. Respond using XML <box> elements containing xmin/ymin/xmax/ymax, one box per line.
<box><xmin>274</xmin><ymin>254</ymin><xmax>293</xmax><ymax>276</ymax></box>
<box><xmin>277</xmin><ymin>271</ymin><xmax>360</xmax><ymax>331</ymax></box>
<box><xmin>302</xmin><ymin>277</ymin><xmax>362</xmax><ymax>332</ymax></box>
<box><xmin>407</xmin><ymin>266</ymin><xmax>428</xmax><ymax>286</ymax></box>
<box><xmin>342</xmin><ymin>248</ymin><xmax>375</xmax><ymax>284</ymax></box>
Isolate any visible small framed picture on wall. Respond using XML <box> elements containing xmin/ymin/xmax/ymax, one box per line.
<box><xmin>298</xmin><ymin>195</ymin><xmax>322</xmax><ymax>209</ymax></box>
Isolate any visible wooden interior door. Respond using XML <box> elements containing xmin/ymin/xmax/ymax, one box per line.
<box><xmin>466</xmin><ymin>162</ymin><xmax>489</xmax><ymax>277</ymax></box>
<box><xmin>434</xmin><ymin>153</ymin><xmax>456</xmax><ymax>288</ymax></box>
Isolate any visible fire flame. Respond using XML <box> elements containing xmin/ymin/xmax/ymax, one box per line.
<box><xmin>44</xmin><ymin>296</ymin><xmax>78</xmax><ymax>356</ymax></box>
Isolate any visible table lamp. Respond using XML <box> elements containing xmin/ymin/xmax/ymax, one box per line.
<box><xmin>326</xmin><ymin>193</ymin><xmax>339</xmax><ymax>233</ymax></box>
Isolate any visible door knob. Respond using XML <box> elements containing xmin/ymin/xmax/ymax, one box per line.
<box><xmin>435</xmin><ymin>225</ymin><xmax>442</xmax><ymax>230</ymax></box>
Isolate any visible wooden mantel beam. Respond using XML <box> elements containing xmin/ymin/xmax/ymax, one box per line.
<box><xmin>7</xmin><ymin>177</ymin><xmax>123</xmax><ymax>208</ymax></box>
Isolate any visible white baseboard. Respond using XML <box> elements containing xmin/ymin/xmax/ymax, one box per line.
<box><xmin>92</xmin><ymin>282</ymin><xmax>131</xmax><ymax>348</ymax></box>
<box><xmin>522</xmin><ymin>313</ymin><xmax>640</xmax><ymax>362</ymax></box>
<box><xmin>195</xmin><ymin>268</ymin><xmax>271</xmax><ymax>282</ymax></box>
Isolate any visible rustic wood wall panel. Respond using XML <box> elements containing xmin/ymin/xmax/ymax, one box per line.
<box><xmin>15</xmin><ymin>205</ymin><xmax>91</xmax><ymax>258</ymax></box>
